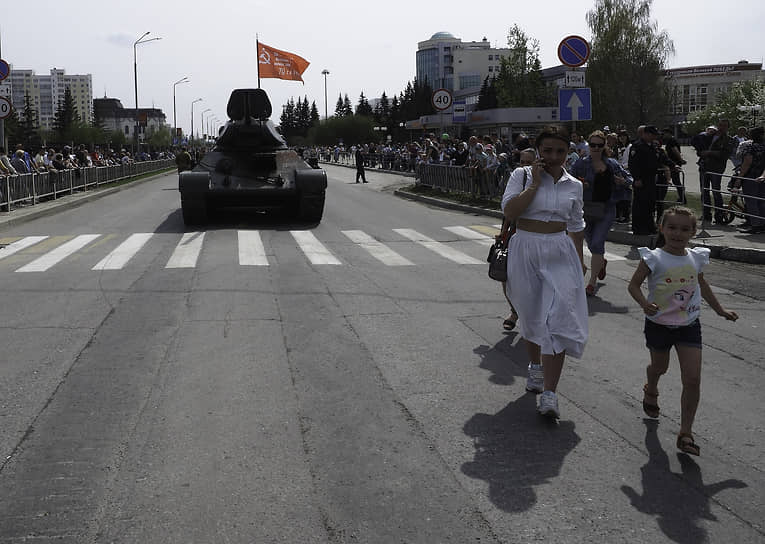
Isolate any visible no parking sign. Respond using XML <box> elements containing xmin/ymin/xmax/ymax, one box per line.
<box><xmin>557</xmin><ymin>36</ymin><xmax>590</xmax><ymax>68</ymax></box>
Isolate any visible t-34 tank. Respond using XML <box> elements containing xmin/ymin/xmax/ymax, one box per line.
<box><xmin>178</xmin><ymin>88</ymin><xmax>327</xmax><ymax>225</ymax></box>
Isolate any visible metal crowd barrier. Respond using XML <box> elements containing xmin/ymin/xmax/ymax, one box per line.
<box><xmin>415</xmin><ymin>163</ymin><xmax>504</xmax><ymax>198</ymax></box>
<box><xmin>1</xmin><ymin>159</ymin><xmax>176</xmax><ymax>213</ymax></box>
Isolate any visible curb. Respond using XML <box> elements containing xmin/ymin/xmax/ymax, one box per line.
<box><xmin>394</xmin><ymin>189</ymin><xmax>765</xmax><ymax>265</ymax></box>
<box><xmin>0</xmin><ymin>169</ymin><xmax>176</xmax><ymax>230</ymax></box>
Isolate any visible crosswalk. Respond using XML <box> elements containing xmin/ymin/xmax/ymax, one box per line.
<box><xmin>0</xmin><ymin>225</ymin><xmax>627</xmax><ymax>274</ymax></box>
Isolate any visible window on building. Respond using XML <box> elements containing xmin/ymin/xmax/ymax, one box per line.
<box><xmin>488</xmin><ymin>67</ymin><xmax>493</xmax><ymax>72</ymax></box>
<box><xmin>459</xmin><ymin>75</ymin><xmax>482</xmax><ymax>90</ymax></box>
<box><xmin>125</xmin><ymin>125</ymin><xmax>130</xmax><ymax>134</ymax></box>
<box><xmin>488</xmin><ymin>55</ymin><xmax>493</xmax><ymax>60</ymax></box>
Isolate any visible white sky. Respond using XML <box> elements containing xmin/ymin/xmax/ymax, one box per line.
<box><xmin>2</xmin><ymin>0</ymin><xmax>764</xmax><ymax>135</ymax></box>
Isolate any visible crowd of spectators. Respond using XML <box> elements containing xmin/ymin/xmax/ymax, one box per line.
<box><xmin>315</xmin><ymin>121</ymin><xmax>763</xmax><ymax>234</ymax></box>
<box><xmin>0</xmin><ymin>143</ymin><xmax>176</xmax><ymax>178</ymax></box>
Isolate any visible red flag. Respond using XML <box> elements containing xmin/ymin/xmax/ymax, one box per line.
<box><xmin>258</xmin><ymin>41</ymin><xmax>310</xmax><ymax>82</ymax></box>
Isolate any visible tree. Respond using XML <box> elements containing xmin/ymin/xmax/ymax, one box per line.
<box><xmin>309</xmin><ymin>101</ymin><xmax>320</xmax><ymax>127</ymax></box>
<box><xmin>586</xmin><ymin>0</ymin><xmax>674</xmax><ymax>129</ymax></box>
<box><xmin>355</xmin><ymin>92</ymin><xmax>373</xmax><ymax>117</ymax></box>
<box><xmin>20</xmin><ymin>92</ymin><xmax>41</xmax><ymax>149</ymax></box>
<box><xmin>307</xmin><ymin>114</ymin><xmax>375</xmax><ymax>146</ymax></box>
<box><xmin>296</xmin><ymin>96</ymin><xmax>311</xmax><ymax>131</ymax></box>
<box><xmin>335</xmin><ymin>93</ymin><xmax>345</xmax><ymax>117</ymax></box>
<box><xmin>685</xmin><ymin>79</ymin><xmax>765</xmax><ymax>135</ymax></box>
<box><xmin>280</xmin><ymin>98</ymin><xmax>296</xmax><ymax>138</ymax></box>
<box><xmin>494</xmin><ymin>25</ymin><xmax>547</xmax><ymax>108</ymax></box>
<box><xmin>342</xmin><ymin>94</ymin><xmax>353</xmax><ymax>116</ymax></box>
<box><xmin>477</xmin><ymin>77</ymin><xmax>499</xmax><ymax>110</ymax></box>
<box><xmin>52</xmin><ymin>87</ymin><xmax>78</xmax><ymax>142</ymax></box>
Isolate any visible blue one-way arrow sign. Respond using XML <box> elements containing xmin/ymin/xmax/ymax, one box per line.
<box><xmin>559</xmin><ymin>88</ymin><xmax>591</xmax><ymax>121</ymax></box>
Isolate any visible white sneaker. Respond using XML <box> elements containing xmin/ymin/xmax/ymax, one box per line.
<box><xmin>538</xmin><ymin>391</ymin><xmax>560</xmax><ymax>419</ymax></box>
<box><xmin>526</xmin><ymin>363</ymin><xmax>544</xmax><ymax>393</ymax></box>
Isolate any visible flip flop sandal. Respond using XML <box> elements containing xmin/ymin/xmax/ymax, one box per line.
<box><xmin>677</xmin><ymin>433</ymin><xmax>700</xmax><ymax>456</ymax></box>
<box><xmin>598</xmin><ymin>258</ymin><xmax>608</xmax><ymax>280</ymax></box>
<box><xmin>502</xmin><ymin>315</ymin><xmax>517</xmax><ymax>331</ymax></box>
<box><xmin>642</xmin><ymin>385</ymin><xmax>660</xmax><ymax>419</ymax></box>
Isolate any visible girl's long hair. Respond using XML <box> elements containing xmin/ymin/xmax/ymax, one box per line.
<box><xmin>655</xmin><ymin>205</ymin><xmax>696</xmax><ymax>247</ymax></box>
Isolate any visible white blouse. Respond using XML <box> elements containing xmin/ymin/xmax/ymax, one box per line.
<box><xmin>501</xmin><ymin>166</ymin><xmax>585</xmax><ymax>233</ymax></box>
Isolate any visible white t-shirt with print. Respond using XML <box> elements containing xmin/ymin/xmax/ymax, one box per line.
<box><xmin>638</xmin><ymin>246</ymin><xmax>710</xmax><ymax>327</ymax></box>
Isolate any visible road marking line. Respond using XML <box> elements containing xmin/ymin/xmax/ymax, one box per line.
<box><xmin>166</xmin><ymin>232</ymin><xmax>205</xmax><ymax>268</ymax></box>
<box><xmin>16</xmin><ymin>235</ymin><xmax>100</xmax><ymax>272</ymax></box>
<box><xmin>92</xmin><ymin>233</ymin><xmax>154</xmax><ymax>270</ymax></box>
<box><xmin>238</xmin><ymin>230</ymin><xmax>269</xmax><ymax>266</ymax></box>
<box><xmin>444</xmin><ymin>226</ymin><xmax>494</xmax><ymax>247</ymax></box>
<box><xmin>393</xmin><ymin>229</ymin><xmax>483</xmax><ymax>264</ymax></box>
<box><xmin>342</xmin><ymin>230</ymin><xmax>414</xmax><ymax>266</ymax></box>
<box><xmin>0</xmin><ymin>236</ymin><xmax>49</xmax><ymax>261</ymax></box>
<box><xmin>468</xmin><ymin>225</ymin><xmax>501</xmax><ymax>237</ymax></box>
<box><xmin>291</xmin><ymin>231</ymin><xmax>341</xmax><ymax>265</ymax></box>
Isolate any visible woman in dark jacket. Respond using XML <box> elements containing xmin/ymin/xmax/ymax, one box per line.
<box><xmin>571</xmin><ymin>130</ymin><xmax>633</xmax><ymax>296</ymax></box>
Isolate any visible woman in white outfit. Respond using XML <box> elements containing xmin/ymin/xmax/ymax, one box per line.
<box><xmin>501</xmin><ymin>127</ymin><xmax>588</xmax><ymax>419</ymax></box>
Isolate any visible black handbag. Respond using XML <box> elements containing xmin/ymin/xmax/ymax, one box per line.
<box><xmin>487</xmin><ymin>239</ymin><xmax>508</xmax><ymax>281</ymax></box>
<box><xmin>488</xmin><ymin>168</ymin><xmax>529</xmax><ymax>282</ymax></box>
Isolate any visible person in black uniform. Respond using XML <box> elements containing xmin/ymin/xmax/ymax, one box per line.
<box><xmin>355</xmin><ymin>145</ymin><xmax>367</xmax><ymax>183</ymax></box>
<box><xmin>628</xmin><ymin>125</ymin><xmax>660</xmax><ymax>235</ymax></box>
<box><xmin>661</xmin><ymin>127</ymin><xmax>686</xmax><ymax>204</ymax></box>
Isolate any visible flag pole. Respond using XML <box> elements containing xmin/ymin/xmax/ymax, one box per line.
<box><xmin>256</xmin><ymin>35</ymin><xmax>261</xmax><ymax>88</ymax></box>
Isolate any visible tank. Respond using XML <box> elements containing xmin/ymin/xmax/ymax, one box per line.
<box><xmin>178</xmin><ymin>88</ymin><xmax>327</xmax><ymax>225</ymax></box>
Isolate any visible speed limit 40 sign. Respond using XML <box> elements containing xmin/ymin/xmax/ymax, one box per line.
<box><xmin>0</xmin><ymin>96</ymin><xmax>12</xmax><ymax>120</ymax></box>
<box><xmin>432</xmin><ymin>88</ymin><xmax>453</xmax><ymax>111</ymax></box>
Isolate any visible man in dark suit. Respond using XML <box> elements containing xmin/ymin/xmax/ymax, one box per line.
<box><xmin>355</xmin><ymin>145</ymin><xmax>367</xmax><ymax>183</ymax></box>
<box><xmin>628</xmin><ymin>125</ymin><xmax>661</xmax><ymax>235</ymax></box>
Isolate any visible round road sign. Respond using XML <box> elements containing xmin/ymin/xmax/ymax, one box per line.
<box><xmin>0</xmin><ymin>96</ymin><xmax>12</xmax><ymax>120</ymax></box>
<box><xmin>557</xmin><ymin>36</ymin><xmax>590</xmax><ymax>68</ymax></box>
<box><xmin>0</xmin><ymin>59</ymin><xmax>9</xmax><ymax>82</ymax></box>
<box><xmin>432</xmin><ymin>88</ymin><xmax>453</xmax><ymax>111</ymax></box>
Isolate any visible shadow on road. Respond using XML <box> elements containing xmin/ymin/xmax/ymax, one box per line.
<box><xmin>153</xmin><ymin>208</ymin><xmax>320</xmax><ymax>234</ymax></box>
<box><xmin>461</xmin><ymin>394</ymin><xmax>581</xmax><ymax>512</ymax></box>
<box><xmin>621</xmin><ymin>420</ymin><xmax>747</xmax><ymax>544</ymax></box>
<box><xmin>473</xmin><ymin>334</ymin><xmax>527</xmax><ymax>386</ymax></box>
<box><xmin>463</xmin><ymin>335</ymin><xmax>581</xmax><ymax>512</ymax></box>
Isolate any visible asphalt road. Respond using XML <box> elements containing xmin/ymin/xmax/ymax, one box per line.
<box><xmin>0</xmin><ymin>164</ymin><xmax>763</xmax><ymax>543</ymax></box>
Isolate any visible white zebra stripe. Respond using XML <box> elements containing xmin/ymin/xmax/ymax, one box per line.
<box><xmin>16</xmin><ymin>235</ymin><xmax>100</xmax><ymax>272</ymax></box>
<box><xmin>393</xmin><ymin>229</ymin><xmax>483</xmax><ymax>264</ymax></box>
<box><xmin>166</xmin><ymin>232</ymin><xmax>205</xmax><ymax>268</ymax></box>
<box><xmin>342</xmin><ymin>230</ymin><xmax>414</xmax><ymax>266</ymax></box>
<box><xmin>290</xmin><ymin>231</ymin><xmax>341</xmax><ymax>265</ymax></box>
<box><xmin>0</xmin><ymin>236</ymin><xmax>49</xmax><ymax>261</ymax></box>
<box><xmin>444</xmin><ymin>226</ymin><xmax>494</xmax><ymax>247</ymax></box>
<box><xmin>238</xmin><ymin>230</ymin><xmax>269</xmax><ymax>266</ymax></box>
<box><xmin>92</xmin><ymin>233</ymin><xmax>154</xmax><ymax>270</ymax></box>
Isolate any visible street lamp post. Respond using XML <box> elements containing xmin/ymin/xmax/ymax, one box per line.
<box><xmin>201</xmin><ymin>108</ymin><xmax>211</xmax><ymax>142</ymax></box>
<box><xmin>173</xmin><ymin>76</ymin><xmax>189</xmax><ymax>143</ymax></box>
<box><xmin>191</xmin><ymin>98</ymin><xmax>202</xmax><ymax>144</ymax></box>
<box><xmin>133</xmin><ymin>31</ymin><xmax>162</xmax><ymax>155</ymax></box>
<box><xmin>321</xmin><ymin>69</ymin><xmax>330</xmax><ymax>121</ymax></box>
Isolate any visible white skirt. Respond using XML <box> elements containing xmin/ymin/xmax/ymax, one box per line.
<box><xmin>505</xmin><ymin>229</ymin><xmax>588</xmax><ymax>358</ymax></box>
